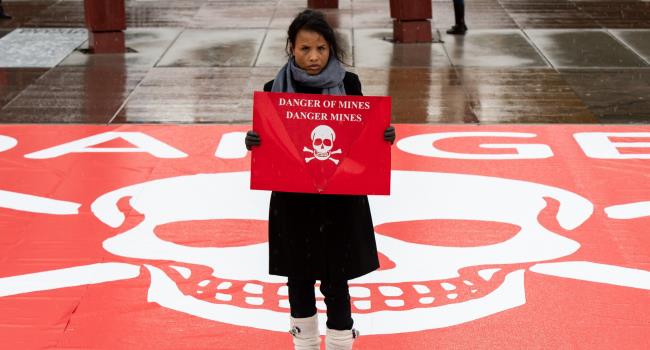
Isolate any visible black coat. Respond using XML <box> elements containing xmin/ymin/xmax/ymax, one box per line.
<box><xmin>264</xmin><ymin>72</ymin><xmax>380</xmax><ymax>281</ymax></box>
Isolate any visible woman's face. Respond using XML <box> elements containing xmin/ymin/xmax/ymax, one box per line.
<box><xmin>292</xmin><ymin>29</ymin><xmax>331</xmax><ymax>75</ymax></box>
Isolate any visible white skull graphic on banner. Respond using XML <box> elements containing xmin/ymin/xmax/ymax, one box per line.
<box><xmin>90</xmin><ymin>170</ymin><xmax>594</xmax><ymax>335</ymax></box>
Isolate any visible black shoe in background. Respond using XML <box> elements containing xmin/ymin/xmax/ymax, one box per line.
<box><xmin>446</xmin><ymin>24</ymin><xmax>468</xmax><ymax>35</ymax></box>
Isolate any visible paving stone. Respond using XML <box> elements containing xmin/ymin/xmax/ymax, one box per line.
<box><xmin>113</xmin><ymin>67</ymin><xmax>277</xmax><ymax>123</ymax></box>
<box><xmin>561</xmin><ymin>69</ymin><xmax>650</xmax><ymax>122</ymax></box>
<box><xmin>0</xmin><ymin>68</ymin><xmax>48</xmax><ymax>111</ymax></box>
<box><xmin>443</xmin><ymin>29</ymin><xmax>548</xmax><ymax>68</ymax></box>
<box><xmin>610</xmin><ymin>30</ymin><xmax>650</xmax><ymax>64</ymax></box>
<box><xmin>157</xmin><ymin>29</ymin><xmax>265</xmax><ymax>67</ymax></box>
<box><xmin>0</xmin><ymin>66</ymin><xmax>147</xmax><ymax>123</ymax></box>
<box><xmin>499</xmin><ymin>0</ymin><xmax>598</xmax><ymax>29</ymax></box>
<box><xmin>60</xmin><ymin>28</ymin><xmax>182</xmax><ymax>68</ymax></box>
<box><xmin>0</xmin><ymin>28</ymin><xmax>87</xmax><ymax>68</ymax></box>
<box><xmin>577</xmin><ymin>1</ymin><xmax>650</xmax><ymax>29</ymax></box>
<box><xmin>354</xmin><ymin>29</ymin><xmax>450</xmax><ymax>68</ymax></box>
<box><xmin>459</xmin><ymin>68</ymin><xmax>596</xmax><ymax>123</ymax></box>
<box><xmin>526</xmin><ymin>29</ymin><xmax>648</xmax><ymax>68</ymax></box>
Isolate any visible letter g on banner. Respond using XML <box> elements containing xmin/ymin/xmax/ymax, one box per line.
<box><xmin>397</xmin><ymin>132</ymin><xmax>553</xmax><ymax>160</ymax></box>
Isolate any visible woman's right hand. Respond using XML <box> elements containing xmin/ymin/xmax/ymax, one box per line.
<box><xmin>245</xmin><ymin>130</ymin><xmax>261</xmax><ymax>150</ymax></box>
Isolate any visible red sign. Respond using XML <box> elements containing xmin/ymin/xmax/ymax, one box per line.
<box><xmin>250</xmin><ymin>91</ymin><xmax>391</xmax><ymax>195</ymax></box>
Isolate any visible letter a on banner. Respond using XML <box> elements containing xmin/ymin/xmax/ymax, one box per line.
<box><xmin>250</xmin><ymin>92</ymin><xmax>391</xmax><ymax>195</ymax></box>
<box><xmin>25</xmin><ymin>132</ymin><xmax>187</xmax><ymax>159</ymax></box>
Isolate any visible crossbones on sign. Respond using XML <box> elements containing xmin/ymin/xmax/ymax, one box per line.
<box><xmin>303</xmin><ymin>125</ymin><xmax>342</xmax><ymax>164</ymax></box>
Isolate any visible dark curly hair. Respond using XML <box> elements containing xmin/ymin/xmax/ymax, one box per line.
<box><xmin>286</xmin><ymin>9</ymin><xmax>346</xmax><ymax>63</ymax></box>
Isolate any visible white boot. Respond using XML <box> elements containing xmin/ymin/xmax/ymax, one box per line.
<box><xmin>289</xmin><ymin>314</ymin><xmax>321</xmax><ymax>350</ymax></box>
<box><xmin>325</xmin><ymin>328</ymin><xmax>359</xmax><ymax>350</ymax></box>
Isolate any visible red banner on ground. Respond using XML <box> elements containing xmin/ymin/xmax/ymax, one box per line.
<box><xmin>251</xmin><ymin>91</ymin><xmax>391</xmax><ymax>194</ymax></box>
<box><xmin>1</xmin><ymin>125</ymin><xmax>650</xmax><ymax>349</ymax></box>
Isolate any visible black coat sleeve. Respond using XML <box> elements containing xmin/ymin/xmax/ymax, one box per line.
<box><xmin>263</xmin><ymin>80</ymin><xmax>274</xmax><ymax>92</ymax></box>
<box><xmin>343</xmin><ymin>72</ymin><xmax>363</xmax><ymax>96</ymax></box>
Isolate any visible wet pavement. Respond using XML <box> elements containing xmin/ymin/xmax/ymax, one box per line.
<box><xmin>0</xmin><ymin>0</ymin><xmax>649</xmax><ymax>124</ymax></box>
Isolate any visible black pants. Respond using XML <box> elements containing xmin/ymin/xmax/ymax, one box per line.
<box><xmin>288</xmin><ymin>277</ymin><xmax>353</xmax><ymax>331</ymax></box>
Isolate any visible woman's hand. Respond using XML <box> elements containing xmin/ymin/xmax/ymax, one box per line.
<box><xmin>245</xmin><ymin>130</ymin><xmax>261</xmax><ymax>150</ymax></box>
<box><xmin>384</xmin><ymin>126</ymin><xmax>396</xmax><ymax>145</ymax></box>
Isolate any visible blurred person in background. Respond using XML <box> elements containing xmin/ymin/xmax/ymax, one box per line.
<box><xmin>447</xmin><ymin>0</ymin><xmax>467</xmax><ymax>35</ymax></box>
<box><xmin>0</xmin><ymin>1</ymin><xmax>12</xmax><ymax>20</ymax></box>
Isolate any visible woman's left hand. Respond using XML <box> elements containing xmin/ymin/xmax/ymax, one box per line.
<box><xmin>384</xmin><ymin>126</ymin><xmax>396</xmax><ymax>144</ymax></box>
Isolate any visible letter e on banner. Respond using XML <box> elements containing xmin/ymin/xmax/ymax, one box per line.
<box><xmin>575</xmin><ymin>132</ymin><xmax>650</xmax><ymax>159</ymax></box>
<box><xmin>397</xmin><ymin>132</ymin><xmax>553</xmax><ymax>159</ymax></box>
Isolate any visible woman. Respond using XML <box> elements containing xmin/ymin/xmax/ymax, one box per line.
<box><xmin>246</xmin><ymin>9</ymin><xmax>395</xmax><ymax>350</ymax></box>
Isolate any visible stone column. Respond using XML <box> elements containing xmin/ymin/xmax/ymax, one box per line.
<box><xmin>390</xmin><ymin>0</ymin><xmax>432</xmax><ymax>43</ymax></box>
<box><xmin>83</xmin><ymin>0</ymin><xmax>126</xmax><ymax>54</ymax></box>
<box><xmin>308</xmin><ymin>0</ymin><xmax>338</xmax><ymax>9</ymax></box>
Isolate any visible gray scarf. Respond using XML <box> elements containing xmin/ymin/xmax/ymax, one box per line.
<box><xmin>271</xmin><ymin>57</ymin><xmax>346</xmax><ymax>95</ymax></box>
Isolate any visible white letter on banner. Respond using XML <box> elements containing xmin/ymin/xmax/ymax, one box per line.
<box><xmin>215</xmin><ymin>132</ymin><xmax>247</xmax><ymax>159</ymax></box>
<box><xmin>0</xmin><ymin>190</ymin><xmax>80</xmax><ymax>215</ymax></box>
<box><xmin>574</xmin><ymin>132</ymin><xmax>650</xmax><ymax>159</ymax></box>
<box><xmin>0</xmin><ymin>135</ymin><xmax>18</xmax><ymax>153</ymax></box>
<box><xmin>397</xmin><ymin>132</ymin><xmax>553</xmax><ymax>159</ymax></box>
<box><xmin>24</xmin><ymin>132</ymin><xmax>188</xmax><ymax>159</ymax></box>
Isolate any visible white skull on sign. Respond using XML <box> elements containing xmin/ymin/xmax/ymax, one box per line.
<box><xmin>312</xmin><ymin>125</ymin><xmax>334</xmax><ymax>160</ymax></box>
<box><xmin>304</xmin><ymin>125</ymin><xmax>342</xmax><ymax>164</ymax></box>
